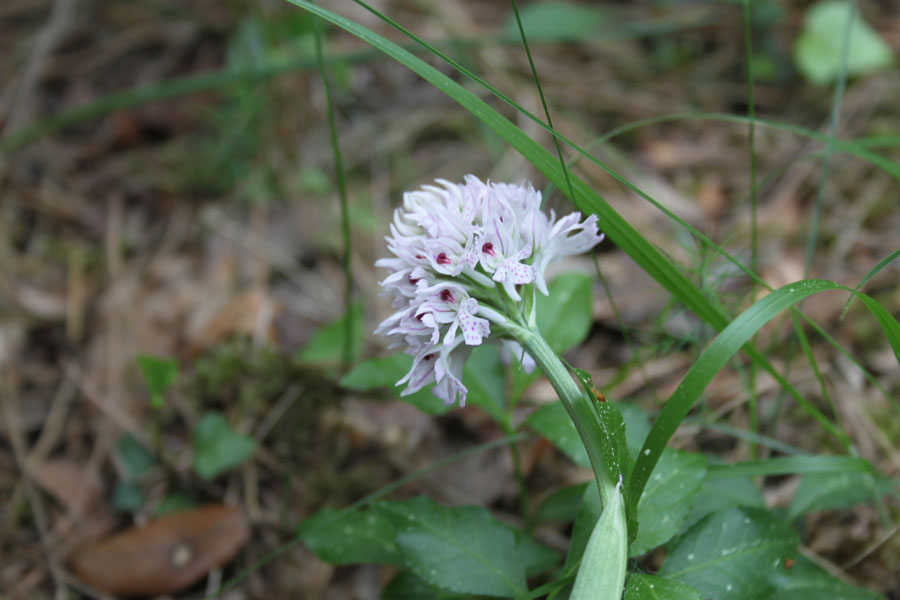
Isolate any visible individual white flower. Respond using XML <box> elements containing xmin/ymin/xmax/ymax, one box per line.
<box><xmin>376</xmin><ymin>175</ymin><xmax>604</xmax><ymax>406</ymax></box>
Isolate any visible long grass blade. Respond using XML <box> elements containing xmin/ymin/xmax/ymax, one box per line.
<box><xmin>313</xmin><ymin>20</ymin><xmax>354</xmax><ymax>370</ymax></box>
<box><xmin>629</xmin><ymin>279</ymin><xmax>900</xmax><ymax>510</ymax></box>
<box><xmin>705</xmin><ymin>455</ymin><xmax>875</xmax><ymax>480</ymax></box>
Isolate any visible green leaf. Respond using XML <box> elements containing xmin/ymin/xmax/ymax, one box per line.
<box><xmin>112</xmin><ymin>480</ymin><xmax>144</xmax><ymax>513</ymax></box>
<box><xmin>462</xmin><ymin>345</ymin><xmax>506</xmax><ymax>424</ymax></box>
<box><xmin>298</xmin><ymin>507</ymin><xmax>402</xmax><ymax>566</ymax></box>
<box><xmin>685</xmin><ymin>475</ymin><xmax>764</xmax><ymax>530</ymax></box>
<box><xmin>341</xmin><ymin>354</ymin><xmax>452</xmax><ymax>415</ymax></box>
<box><xmin>536</xmin><ymin>482</ymin><xmax>590</xmax><ymax>523</ymax></box>
<box><xmin>788</xmin><ymin>471</ymin><xmax>897</xmax><ymax>520</ymax></box>
<box><xmin>341</xmin><ymin>354</ymin><xmax>412</xmax><ymax>390</ymax></box>
<box><xmin>153</xmin><ymin>491</ymin><xmax>197</xmax><ymax>517</ymax></box>
<box><xmin>501</xmin><ymin>1</ymin><xmax>610</xmax><ymax>42</ymax></box>
<box><xmin>116</xmin><ymin>433</ymin><xmax>156</xmax><ymax>478</ymax></box>
<box><xmin>296</xmin><ymin>303</ymin><xmax>363</xmax><ymax>365</ymax></box>
<box><xmin>624</xmin><ymin>573</ymin><xmax>702</xmax><ymax>600</ymax></box>
<box><xmin>794</xmin><ymin>0</ymin><xmax>894</xmax><ymax>85</ymax></box>
<box><xmin>630</xmin><ymin>450</ymin><xmax>706</xmax><ymax>556</ymax></box>
<box><xmin>659</xmin><ymin>507</ymin><xmax>798</xmax><ymax>600</ymax></box>
<box><xmin>527</xmin><ymin>402</ymin><xmax>590</xmax><ymax>468</ymax></box>
<box><xmin>617</xmin><ymin>402</ymin><xmax>652</xmax><ymax>458</ymax></box>
<box><xmin>513</xmin><ymin>528</ymin><xmax>561</xmax><ymax>577</ymax></box>
<box><xmin>374</xmin><ymin>497</ymin><xmax>528</xmax><ymax>597</ymax></box>
<box><xmin>192</xmin><ymin>412</ymin><xmax>256</xmax><ymax>480</ymax></box>
<box><xmin>136</xmin><ymin>354</ymin><xmax>177</xmax><ymax>408</ymax></box>
<box><xmin>536</xmin><ymin>272</ymin><xmax>593</xmax><ymax>353</ymax></box>
<box><xmin>768</xmin><ymin>555</ymin><xmax>882</xmax><ymax>600</ymax></box>
<box><xmin>381</xmin><ymin>571</ymin><xmax>469</xmax><ymax>599</ymax></box>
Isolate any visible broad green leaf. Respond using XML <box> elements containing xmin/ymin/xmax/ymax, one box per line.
<box><xmin>660</xmin><ymin>507</ymin><xmax>798</xmax><ymax>600</ymax></box>
<box><xmin>296</xmin><ymin>303</ymin><xmax>363</xmax><ymax>365</ymax></box>
<box><xmin>536</xmin><ymin>272</ymin><xmax>593</xmax><ymax>353</ymax></box>
<box><xmin>527</xmin><ymin>402</ymin><xmax>590</xmax><ymax>467</ymax></box>
<box><xmin>630</xmin><ymin>450</ymin><xmax>706</xmax><ymax>556</ymax></box>
<box><xmin>341</xmin><ymin>354</ymin><xmax>452</xmax><ymax>415</ymax></box>
<box><xmin>381</xmin><ymin>571</ymin><xmax>469</xmax><ymax>599</ymax></box>
<box><xmin>768</xmin><ymin>555</ymin><xmax>882</xmax><ymax>600</ymax></box>
<box><xmin>136</xmin><ymin>354</ymin><xmax>177</xmax><ymax>408</ymax></box>
<box><xmin>153</xmin><ymin>491</ymin><xmax>196</xmax><ymax>517</ymax></box>
<box><xmin>624</xmin><ymin>573</ymin><xmax>702</xmax><ymax>600</ymax></box>
<box><xmin>116</xmin><ymin>433</ymin><xmax>155</xmax><ymax>478</ymax></box>
<box><xmin>788</xmin><ymin>471</ymin><xmax>897</xmax><ymax>520</ymax></box>
<box><xmin>685</xmin><ymin>475</ymin><xmax>764</xmax><ymax>530</ymax></box>
<box><xmin>501</xmin><ymin>1</ymin><xmax>610</xmax><ymax>42</ymax></box>
<box><xmin>794</xmin><ymin>0</ymin><xmax>894</xmax><ymax>85</ymax></box>
<box><xmin>536</xmin><ymin>481</ymin><xmax>590</xmax><ymax>523</ymax></box>
<box><xmin>374</xmin><ymin>497</ymin><xmax>528</xmax><ymax>597</ymax></box>
<box><xmin>462</xmin><ymin>345</ymin><xmax>506</xmax><ymax>424</ymax></box>
<box><xmin>192</xmin><ymin>412</ymin><xmax>256</xmax><ymax>480</ymax></box>
<box><xmin>341</xmin><ymin>354</ymin><xmax>412</xmax><ymax>389</ymax></box>
<box><xmin>513</xmin><ymin>529</ymin><xmax>561</xmax><ymax>577</ymax></box>
<box><xmin>616</xmin><ymin>402</ymin><xmax>651</xmax><ymax>458</ymax></box>
<box><xmin>298</xmin><ymin>507</ymin><xmax>401</xmax><ymax>566</ymax></box>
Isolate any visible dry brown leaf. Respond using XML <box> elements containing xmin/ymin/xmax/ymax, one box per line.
<box><xmin>29</xmin><ymin>459</ymin><xmax>103</xmax><ymax>517</ymax></box>
<box><xmin>70</xmin><ymin>505</ymin><xmax>249</xmax><ymax>597</ymax></box>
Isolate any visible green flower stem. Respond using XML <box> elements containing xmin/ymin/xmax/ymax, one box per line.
<box><xmin>515</xmin><ymin>325</ymin><xmax>628</xmax><ymax>599</ymax></box>
<box><xmin>512</xmin><ymin>326</ymin><xmax>615</xmax><ymax>504</ymax></box>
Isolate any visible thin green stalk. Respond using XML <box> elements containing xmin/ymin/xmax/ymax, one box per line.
<box><xmin>313</xmin><ymin>20</ymin><xmax>353</xmax><ymax>369</ymax></box>
<box><xmin>804</xmin><ymin>0</ymin><xmax>854</xmax><ymax>277</ymax></box>
<box><xmin>509</xmin><ymin>0</ymin><xmax>575</xmax><ymax>202</ymax></box>
<box><xmin>743</xmin><ymin>0</ymin><xmax>760</xmax><ymax>459</ymax></box>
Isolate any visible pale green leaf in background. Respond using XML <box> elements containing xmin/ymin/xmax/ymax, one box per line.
<box><xmin>794</xmin><ymin>0</ymin><xmax>894</xmax><ymax>85</ymax></box>
<box><xmin>192</xmin><ymin>412</ymin><xmax>256</xmax><ymax>480</ymax></box>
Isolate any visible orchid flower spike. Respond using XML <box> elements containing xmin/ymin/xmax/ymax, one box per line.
<box><xmin>375</xmin><ymin>175</ymin><xmax>604</xmax><ymax>406</ymax></box>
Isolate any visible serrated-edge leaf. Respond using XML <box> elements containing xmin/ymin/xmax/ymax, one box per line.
<box><xmin>298</xmin><ymin>507</ymin><xmax>402</xmax><ymax>566</ymax></box>
<box><xmin>624</xmin><ymin>573</ymin><xmax>702</xmax><ymax>600</ymax></box>
<box><xmin>375</xmin><ymin>497</ymin><xmax>527</xmax><ymax>597</ymax></box>
<box><xmin>660</xmin><ymin>507</ymin><xmax>798</xmax><ymax>600</ymax></box>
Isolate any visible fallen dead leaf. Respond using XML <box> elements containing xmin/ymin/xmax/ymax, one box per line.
<box><xmin>70</xmin><ymin>504</ymin><xmax>249</xmax><ymax>597</ymax></box>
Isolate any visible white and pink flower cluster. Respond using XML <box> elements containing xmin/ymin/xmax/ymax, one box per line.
<box><xmin>375</xmin><ymin>175</ymin><xmax>604</xmax><ymax>406</ymax></box>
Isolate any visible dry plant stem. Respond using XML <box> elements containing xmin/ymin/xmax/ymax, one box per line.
<box><xmin>1</xmin><ymin>377</ymin><xmax>69</xmax><ymax>599</ymax></box>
